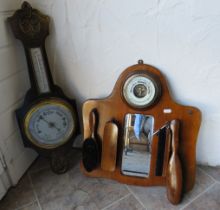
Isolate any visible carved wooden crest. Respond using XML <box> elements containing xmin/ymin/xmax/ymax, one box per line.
<box><xmin>8</xmin><ymin>1</ymin><xmax>50</xmax><ymax>47</ymax></box>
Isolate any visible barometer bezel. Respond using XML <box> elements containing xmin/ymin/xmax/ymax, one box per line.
<box><xmin>122</xmin><ymin>72</ymin><xmax>162</xmax><ymax>109</ymax></box>
<box><xmin>23</xmin><ymin>98</ymin><xmax>76</xmax><ymax>149</ymax></box>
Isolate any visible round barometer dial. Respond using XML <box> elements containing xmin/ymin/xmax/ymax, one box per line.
<box><xmin>123</xmin><ymin>74</ymin><xmax>161</xmax><ymax>108</ymax></box>
<box><xmin>24</xmin><ymin>99</ymin><xmax>76</xmax><ymax>149</ymax></box>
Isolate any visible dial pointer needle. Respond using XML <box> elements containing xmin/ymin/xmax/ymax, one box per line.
<box><xmin>39</xmin><ymin>116</ymin><xmax>50</xmax><ymax>125</ymax></box>
<box><xmin>39</xmin><ymin>116</ymin><xmax>61</xmax><ymax>131</ymax></box>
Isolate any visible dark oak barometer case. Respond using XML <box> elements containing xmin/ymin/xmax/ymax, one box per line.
<box><xmin>8</xmin><ymin>2</ymin><xmax>79</xmax><ymax>174</ymax></box>
<box><xmin>81</xmin><ymin>60</ymin><xmax>201</xmax><ymax>204</ymax></box>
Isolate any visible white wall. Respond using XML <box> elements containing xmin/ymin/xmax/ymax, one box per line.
<box><xmin>0</xmin><ymin>0</ymin><xmax>37</xmax><ymax>188</ymax></box>
<box><xmin>25</xmin><ymin>0</ymin><xmax>220</xmax><ymax>166</ymax></box>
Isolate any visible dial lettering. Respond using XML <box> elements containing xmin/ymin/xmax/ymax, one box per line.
<box><xmin>123</xmin><ymin>74</ymin><xmax>158</xmax><ymax>108</ymax></box>
<box><xmin>26</xmin><ymin>103</ymin><xmax>74</xmax><ymax>147</ymax></box>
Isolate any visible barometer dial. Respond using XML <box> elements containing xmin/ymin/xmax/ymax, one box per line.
<box><xmin>24</xmin><ymin>99</ymin><xmax>76</xmax><ymax>149</ymax></box>
<box><xmin>123</xmin><ymin>74</ymin><xmax>161</xmax><ymax>108</ymax></box>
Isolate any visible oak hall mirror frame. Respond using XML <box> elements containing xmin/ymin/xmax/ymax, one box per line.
<box><xmin>81</xmin><ymin>61</ymin><xmax>201</xmax><ymax>204</ymax></box>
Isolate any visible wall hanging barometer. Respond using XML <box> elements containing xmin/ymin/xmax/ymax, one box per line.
<box><xmin>8</xmin><ymin>2</ymin><xmax>79</xmax><ymax>173</ymax></box>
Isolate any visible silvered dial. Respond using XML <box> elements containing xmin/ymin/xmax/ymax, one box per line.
<box><xmin>24</xmin><ymin>100</ymin><xmax>75</xmax><ymax>148</ymax></box>
<box><xmin>123</xmin><ymin>74</ymin><xmax>160</xmax><ymax>108</ymax></box>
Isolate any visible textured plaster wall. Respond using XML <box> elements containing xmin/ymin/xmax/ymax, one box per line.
<box><xmin>0</xmin><ymin>0</ymin><xmax>37</xmax><ymax>190</ymax></box>
<box><xmin>26</xmin><ymin>0</ymin><xmax>220</xmax><ymax>166</ymax></box>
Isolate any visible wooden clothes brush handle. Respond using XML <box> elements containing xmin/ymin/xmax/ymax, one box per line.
<box><xmin>101</xmin><ymin>122</ymin><xmax>118</xmax><ymax>172</ymax></box>
<box><xmin>166</xmin><ymin>119</ymin><xmax>183</xmax><ymax>205</ymax></box>
<box><xmin>89</xmin><ymin>109</ymin><xmax>96</xmax><ymax>138</ymax></box>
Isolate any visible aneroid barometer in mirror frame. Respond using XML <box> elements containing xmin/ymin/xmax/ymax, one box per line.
<box><xmin>8</xmin><ymin>2</ymin><xmax>80</xmax><ymax>174</ymax></box>
<box><xmin>81</xmin><ymin>60</ymin><xmax>201</xmax><ymax>204</ymax></box>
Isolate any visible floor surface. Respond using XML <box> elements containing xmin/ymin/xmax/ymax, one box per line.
<box><xmin>0</xmin><ymin>149</ymin><xmax>220</xmax><ymax>210</ymax></box>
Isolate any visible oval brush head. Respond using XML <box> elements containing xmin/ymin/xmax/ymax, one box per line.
<box><xmin>82</xmin><ymin>138</ymin><xmax>99</xmax><ymax>172</ymax></box>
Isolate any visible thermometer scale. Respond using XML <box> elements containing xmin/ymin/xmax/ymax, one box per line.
<box><xmin>30</xmin><ymin>47</ymin><xmax>50</xmax><ymax>93</ymax></box>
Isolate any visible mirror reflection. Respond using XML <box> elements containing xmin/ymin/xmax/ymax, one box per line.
<box><xmin>121</xmin><ymin>114</ymin><xmax>154</xmax><ymax>177</ymax></box>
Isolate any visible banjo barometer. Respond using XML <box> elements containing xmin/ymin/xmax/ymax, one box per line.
<box><xmin>8</xmin><ymin>2</ymin><xmax>79</xmax><ymax>173</ymax></box>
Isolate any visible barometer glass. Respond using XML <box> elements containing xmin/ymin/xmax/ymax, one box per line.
<box><xmin>24</xmin><ymin>100</ymin><xmax>75</xmax><ymax>148</ymax></box>
<box><xmin>123</xmin><ymin>74</ymin><xmax>160</xmax><ymax>108</ymax></box>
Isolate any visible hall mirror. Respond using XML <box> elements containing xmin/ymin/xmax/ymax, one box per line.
<box><xmin>81</xmin><ymin>61</ymin><xmax>202</xmax><ymax>205</ymax></box>
<box><xmin>121</xmin><ymin>114</ymin><xmax>154</xmax><ymax>177</ymax></box>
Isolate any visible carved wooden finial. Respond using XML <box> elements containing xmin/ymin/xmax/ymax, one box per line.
<box><xmin>21</xmin><ymin>1</ymin><xmax>33</xmax><ymax>18</ymax></box>
<box><xmin>8</xmin><ymin>2</ymin><xmax>50</xmax><ymax>47</ymax></box>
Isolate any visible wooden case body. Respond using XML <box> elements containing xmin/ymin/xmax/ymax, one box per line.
<box><xmin>81</xmin><ymin>63</ymin><xmax>201</xmax><ymax>193</ymax></box>
<box><xmin>8</xmin><ymin>2</ymin><xmax>80</xmax><ymax>173</ymax></box>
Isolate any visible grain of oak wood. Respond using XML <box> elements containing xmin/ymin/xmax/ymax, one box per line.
<box><xmin>166</xmin><ymin>119</ymin><xmax>183</xmax><ymax>204</ymax></box>
<box><xmin>101</xmin><ymin>122</ymin><xmax>118</xmax><ymax>172</ymax></box>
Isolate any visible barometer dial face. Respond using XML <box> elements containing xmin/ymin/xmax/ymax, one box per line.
<box><xmin>24</xmin><ymin>100</ymin><xmax>76</xmax><ymax>149</ymax></box>
<box><xmin>123</xmin><ymin>74</ymin><xmax>161</xmax><ymax>108</ymax></box>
